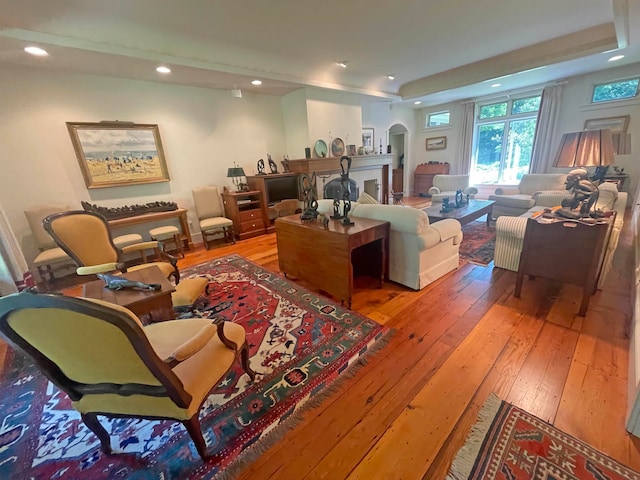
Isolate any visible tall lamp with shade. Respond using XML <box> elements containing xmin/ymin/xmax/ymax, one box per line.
<box><xmin>553</xmin><ymin>129</ymin><xmax>615</xmax><ymax>218</ymax></box>
<box><xmin>227</xmin><ymin>163</ymin><xmax>247</xmax><ymax>192</ymax></box>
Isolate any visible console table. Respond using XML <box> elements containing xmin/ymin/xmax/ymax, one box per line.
<box><xmin>275</xmin><ymin>215</ymin><xmax>389</xmax><ymax>308</ymax></box>
<box><xmin>515</xmin><ymin>215</ymin><xmax>614</xmax><ymax>316</ymax></box>
<box><xmin>108</xmin><ymin>208</ymin><xmax>193</xmax><ymax>251</ymax></box>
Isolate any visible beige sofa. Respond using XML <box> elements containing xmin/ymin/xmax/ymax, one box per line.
<box><xmin>315</xmin><ymin>200</ymin><xmax>463</xmax><ymax>290</ymax></box>
<box><xmin>494</xmin><ymin>182</ymin><xmax>626</xmax><ymax>288</ymax></box>
<box><xmin>489</xmin><ymin>173</ymin><xmax>567</xmax><ymax>219</ymax></box>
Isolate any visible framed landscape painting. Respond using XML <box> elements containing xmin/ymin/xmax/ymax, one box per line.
<box><xmin>67</xmin><ymin>121</ymin><xmax>170</xmax><ymax>189</ymax></box>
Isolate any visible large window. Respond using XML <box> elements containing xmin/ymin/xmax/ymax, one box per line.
<box><xmin>471</xmin><ymin>95</ymin><xmax>541</xmax><ymax>184</ymax></box>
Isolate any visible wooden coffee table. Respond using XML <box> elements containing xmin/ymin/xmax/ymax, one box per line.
<box><xmin>423</xmin><ymin>199</ymin><xmax>494</xmax><ymax>227</ymax></box>
<box><xmin>275</xmin><ymin>215</ymin><xmax>389</xmax><ymax>308</ymax></box>
<box><xmin>81</xmin><ymin>266</ymin><xmax>175</xmax><ymax>323</ymax></box>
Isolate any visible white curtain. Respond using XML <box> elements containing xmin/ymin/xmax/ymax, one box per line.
<box><xmin>0</xmin><ymin>206</ymin><xmax>33</xmax><ymax>295</ymax></box>
<box><xmin>529</xmin><ymin>84</ymin><xmax>564</xmax><ymax>173</ymax></box>
<box><xmin>459</xmin><ymin>102</ymin><xmax>475</xmax><ymax>175</ymax></box>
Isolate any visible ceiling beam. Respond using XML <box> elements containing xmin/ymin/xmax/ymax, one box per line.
<box><xmin>399</xmin><ymin>23</ymin><xmax>618</xmax><ymax>100</ymax></box>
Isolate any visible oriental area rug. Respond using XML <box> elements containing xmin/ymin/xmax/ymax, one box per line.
<box><xmin>447</xmin><ymin>393</ymin><xmax>640</xmax><ymax>480</ymax></box>
<box><xmin>459</xmin><ymin>220</ymin><xmax>496</xmax><ymax>266</ymax></box>
<box><xmin>0</xmin><ymin>254</ymin><xmax>391</xmax><ymax>479</ymax></box>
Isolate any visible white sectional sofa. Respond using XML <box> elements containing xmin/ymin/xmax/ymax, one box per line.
<box><xmin>494</xmin><ymin>182</ymin><xmax>627</xmax><ymax>288</ymax></box>
<box><xmin>315</xmin><ymin>200</ymin><xmax>463</xmax><ymax>290</ymax></box>
<box><xmin>489</xmin><ymin>173</ymin><xmax>567</xmax><ymax>219</ymax></box>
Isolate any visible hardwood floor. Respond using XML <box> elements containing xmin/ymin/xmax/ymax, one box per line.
<box><xmin>3</xmin><ymin>204</ymin><xmax>638</xmax><ymax>479</ymax></box>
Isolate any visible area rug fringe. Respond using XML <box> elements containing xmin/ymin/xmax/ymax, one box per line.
<box><xmin>445</xmin><ymin>392</ymin><xmax>502</xmax><ymax>480</ymax></box>
<box><xmin>215</xmin><ymin>329</ymin><xmax>395</xmax><ymax>480</ymax></box>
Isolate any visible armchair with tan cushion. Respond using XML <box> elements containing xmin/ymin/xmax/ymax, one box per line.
<box><xmin>488</xmin><ymin>173</ymin><xmax>568</xmax><ymax>219</ymax></box>
<box><xmin>428</xmin><ymin>175</ymin><xmax>478</xmax><ymax>203</ymax></box>
<box><xmin>0</xmin><ymin>290</ymin><xmax>255</xmax><ymax>460</ymax></box>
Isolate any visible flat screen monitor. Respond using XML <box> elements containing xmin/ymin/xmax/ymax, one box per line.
<box><xmin>266</xmin><ymin>176</ymin><xmax>299</xmax><ymax>205</ymax></box>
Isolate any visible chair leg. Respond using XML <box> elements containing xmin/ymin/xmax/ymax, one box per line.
<box><xmin>81</xmin><ymin>413</ymin><xmax>112</xmax><ymax>455</ymax></box>
<box><xmin>240</xmin><ymin>341</ymin><xmax>256</xmax><ymax>381</ymax></box>
<box><xmin>182</xmin><ymin>416</ymin><xmax>209</xmax><ymax>460</ymax></box>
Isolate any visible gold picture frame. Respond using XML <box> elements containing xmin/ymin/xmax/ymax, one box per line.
<box><xmin>426</xmin><ymin>136</ymin><xmax>447</xmax><ymax>150</ymax></box>
<box><xmin>583</xmin><ymin>115</ymin><xmax>630</xmax><ymax>134</ymax></box>
<box><xmin>67</xmin><ymin>121</ymin><xmax>170</xmax><ymax>189</ymax></box>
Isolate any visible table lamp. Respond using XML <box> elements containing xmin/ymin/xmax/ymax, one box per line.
<box><xmin>227</xmin><ymin>163</ymin><xmax>247</xmax><ymax>192</ymax></box>
<box><xmin>553</xmin><ymin>129</ymin><xmax>614</xmax><ymax>218</ymax></box>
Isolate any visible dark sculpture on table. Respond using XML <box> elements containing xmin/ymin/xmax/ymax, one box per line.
<box><xmin>330</xmin><ymin>156</ymin><xmax>354</xmax><ymax>226</ymax></box>
<box><xmin>300</xmin><ymin>172</ymin><xmax>319</xmax><ymax>222</ymax></box>
<box><xmin>556</xmin><ymin>168</ymin><xmax>600</xmax><ymax>219</ymax></box>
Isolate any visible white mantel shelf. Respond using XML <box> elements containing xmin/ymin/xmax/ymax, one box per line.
<box><xmin>288</xmin><ymin>154</ymin><xmax>393</xmax><ymax>174</ymax></box>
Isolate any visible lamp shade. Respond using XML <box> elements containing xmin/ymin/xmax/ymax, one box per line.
<box><xmin>554</xmin><ymin>129</ymin><xmax>615</xmax><ymax>168</ymax></box>
<box><xmin>227</xmin><ymin>167</ymin><xmax>246</xmax><ymax>178</ymax></box>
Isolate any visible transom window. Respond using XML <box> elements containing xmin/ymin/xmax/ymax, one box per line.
<box><xmin>471</xmin><ymin>95</ymin><xmax>541</xmax><ymax>185</ymax></box>
<box><xmin>426</xmin><ymin>111</ymin><xmax>451</xmax><ymax>127</ymax></box>
<box><xmin>592</xmin><ymin>78</ymin><xmax>639</xmax><ymax>103</ymax></box>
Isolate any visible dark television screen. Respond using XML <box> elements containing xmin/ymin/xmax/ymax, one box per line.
<box><xmin>266</xmin><ymin>176</ymin><xmax>299</xmax><ymax>205</ymax></box>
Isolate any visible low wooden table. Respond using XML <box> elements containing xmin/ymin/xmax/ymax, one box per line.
<box><xmin>81</xmin><ymin>266</ymin><xmax>175</xmax><ymax>323</ymax></box>
<box><xmin>275</xmin><ymin>215</ymin><xmax>389</xmax><ymax>308</ymax></box>
<box><xmin>423</xmin><ymin>199</ymin><xmax>494</xmax><ymax>227</ymax></box>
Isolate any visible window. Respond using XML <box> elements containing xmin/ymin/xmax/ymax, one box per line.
<box><xmin>427</xmin><ymin>111</ymin><xmax>450</xmax><ymax>127</ymax></box>
<box><xmin>592</xmin><ymin>78</ymin><xmax>639</xmax><ymax>103</ymax></box>
<box><xmin>471</xmin><ymin>95</ymin><xmax>541</xmax><ymax>184</ymax></box>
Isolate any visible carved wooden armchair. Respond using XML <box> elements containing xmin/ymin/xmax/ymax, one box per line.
<box><xmin>0</xmin><ymin>290</ymin><xmax>255</xmax><ymax>460</ymax></box>
<box><xmin>43</xmin><ymin>210</ymin><xmax>180</xmax><ymax>283</ymax></box>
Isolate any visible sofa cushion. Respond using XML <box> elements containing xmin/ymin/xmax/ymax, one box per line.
<box><xmin>488</xmin><ymin>194</ymin><xmax>535</xmax><ymax>209</ymax></box>
<box><xmin>595</xmin><ymin>182</ymin><xmax>618</xmax><ymax>212</ymax></box>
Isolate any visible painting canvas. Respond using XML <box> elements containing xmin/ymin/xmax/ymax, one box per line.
<box><xmin>67</xmin><ymin>122</ymin><xmax>170</xmax><ymax>189</ymax></box>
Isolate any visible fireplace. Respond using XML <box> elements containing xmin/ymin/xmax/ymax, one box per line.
<box><xmin>323</xmin><ymin>178</ymin><xmax>359</xmax><ymax>201</ymax></box>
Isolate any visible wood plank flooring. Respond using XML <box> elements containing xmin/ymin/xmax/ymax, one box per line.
<box><xmin>2</xmin><ymin>203</ymin><xmax>638</xmax><ymax>479</ymax></box>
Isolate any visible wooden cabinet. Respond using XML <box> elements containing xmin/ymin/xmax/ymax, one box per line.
<box><xmin>222</xmin><ymin>191</ymin><xmax>266</xmax><ymax>240</ymax></box>
<box><xmin>413</xmin><ymin>163</ymin><xmax>450</xmax><ymax>196</ymax></box>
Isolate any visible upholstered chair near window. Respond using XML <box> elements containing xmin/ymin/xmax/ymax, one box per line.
<box><xmin>0</xmin><ymin>290</ymin><xmax>255</xmax><ymax>460</ymax></box>
<box><xmin>428</xmin><ymin>175</ymin><xmax>478</xmax><ymax>203</ymax></box>
<box><xmin>43</xmin><ymin>210</ymin><xmax>180</xmax><ymax>283</ymax></box>
<box><xmin>192</xmin><ymin>186</ymin><xmax>235</xmax><ymax>249</ymax></box>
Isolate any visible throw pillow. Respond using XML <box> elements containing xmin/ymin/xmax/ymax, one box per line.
<box><xmin>357</xmin><ymin>192</ymin><xmax>380</xmax><ymax>204</ymax></box>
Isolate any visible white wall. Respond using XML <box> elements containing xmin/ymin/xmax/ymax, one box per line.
<box><xmin>0</xmin><ymin>66</ymin><xmax>287</xmax><ymax>265</ymax></box>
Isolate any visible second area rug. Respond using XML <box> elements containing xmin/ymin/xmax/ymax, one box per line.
<box><xmin>0</xmin><ymin>254</ymin><xmax>391</xmax><ymax>479</ymax></box>
<box><xmin>447</xmin><ymin>393</ymin><xmax>640</xmax><ymax>480</ymax></box>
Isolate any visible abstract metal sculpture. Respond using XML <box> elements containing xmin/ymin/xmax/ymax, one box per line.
<box><xmin>299</xmin><ymin>172</ymin><xmax>319</xmax><ymax>222</ymax></box>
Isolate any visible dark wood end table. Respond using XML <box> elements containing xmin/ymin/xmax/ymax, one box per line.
<box><xmin>81</xmin><ymin>266</ymin><xmax>175</xmax><ymax>324</ymax></box>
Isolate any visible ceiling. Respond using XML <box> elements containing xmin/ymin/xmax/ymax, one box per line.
<box><xmin>1</xmin><ymin>0</ymin><xmax>639</xmax><ymax>108</ymax></box>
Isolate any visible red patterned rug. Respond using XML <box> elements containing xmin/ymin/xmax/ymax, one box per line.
<box><xmin>459</xmin><ymin>220</ymin><xmax>496</xmax><ymax>266</ymax></box>
<box><xmin>447</xmin><ymin>393</ymin><xmax>640</xmax><ymax>479</ymax></box>
<box><xmin>0</xmin><ymin>254</ymin><xmax>391</xmax><ymax>479</ymax></box>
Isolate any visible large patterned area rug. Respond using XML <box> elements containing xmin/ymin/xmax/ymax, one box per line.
<box><xmin>447</xmin><ymin>393</ymin><xmax>640</xmax><ymax>480</ymax></box>
<box><xmin>459</xmin><ymin>220</ymin><xmax>496</xmax><ymax>266</ymax></box>
<box><xmin>0</xmin><ymin>254</ymin><xmax>391</xmax><ymax>479</ymax></box>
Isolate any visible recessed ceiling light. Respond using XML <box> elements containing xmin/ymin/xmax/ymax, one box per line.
<box><xmin>491</xmin><ymin>83</ymin><xmax>501</xmax><ymax>88</ymax></box>
<box><xmin>608</xmin><ymin>55</ymin><xmax>625</xmax><ymax>62</ymax></box>
<box><xmin>24</xmin><ymin>46</ymin><xmax>48</xmax><ymax>56</ymax></box>
<box><xmin>338</xmin><ymin>61</ymin><xmax>348</xmax><ymax>68</ymax></box>
<box><xmin>251</xmin><ymin>79</ymin><xmax>262</xmax><ymax>86</ymax></box>
<box><xmin>156</xmin><ymin>66</ymin><xmax>171</xmax><ymax>74</ymax></box>
<box><xmin>414</xmin><ymin>101</ymin><xmax>422</xmax><ymax>105</ymax></box>
<box><xmin>387</xmin><ymin>74</ymin><xmax>395</xmax><ymax>80</ymax></box>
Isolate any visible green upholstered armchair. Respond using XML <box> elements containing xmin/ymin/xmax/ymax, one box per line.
<box><xmin>0</xmin><ymin>290</ymin><xmax>255</xmax><ymax>460</ymax></box>
<box><xmin>43</xmin><ymin>210</ymin><xmax>180</xmax><ymax>283</ymax></box>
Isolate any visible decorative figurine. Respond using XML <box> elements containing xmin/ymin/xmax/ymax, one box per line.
<box><xmin>257</xmin><ymin>158</ymin><xmax>266</xmax><ymax>175</ymax></box>
<box><xmin>300</xmin><ymin>172</ymin><xmax>319</xmax><ymax>221</ymax></box>
<box><xmin>268</xmin><ymin>154</ymin><xmax>278</xmax><ymax>174</ymax></box>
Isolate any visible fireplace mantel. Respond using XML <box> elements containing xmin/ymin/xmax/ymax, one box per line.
<box><xmin>287</xmin><ymin>154</ymin><xmax>393</xmax><ymax>203</ymax></box>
